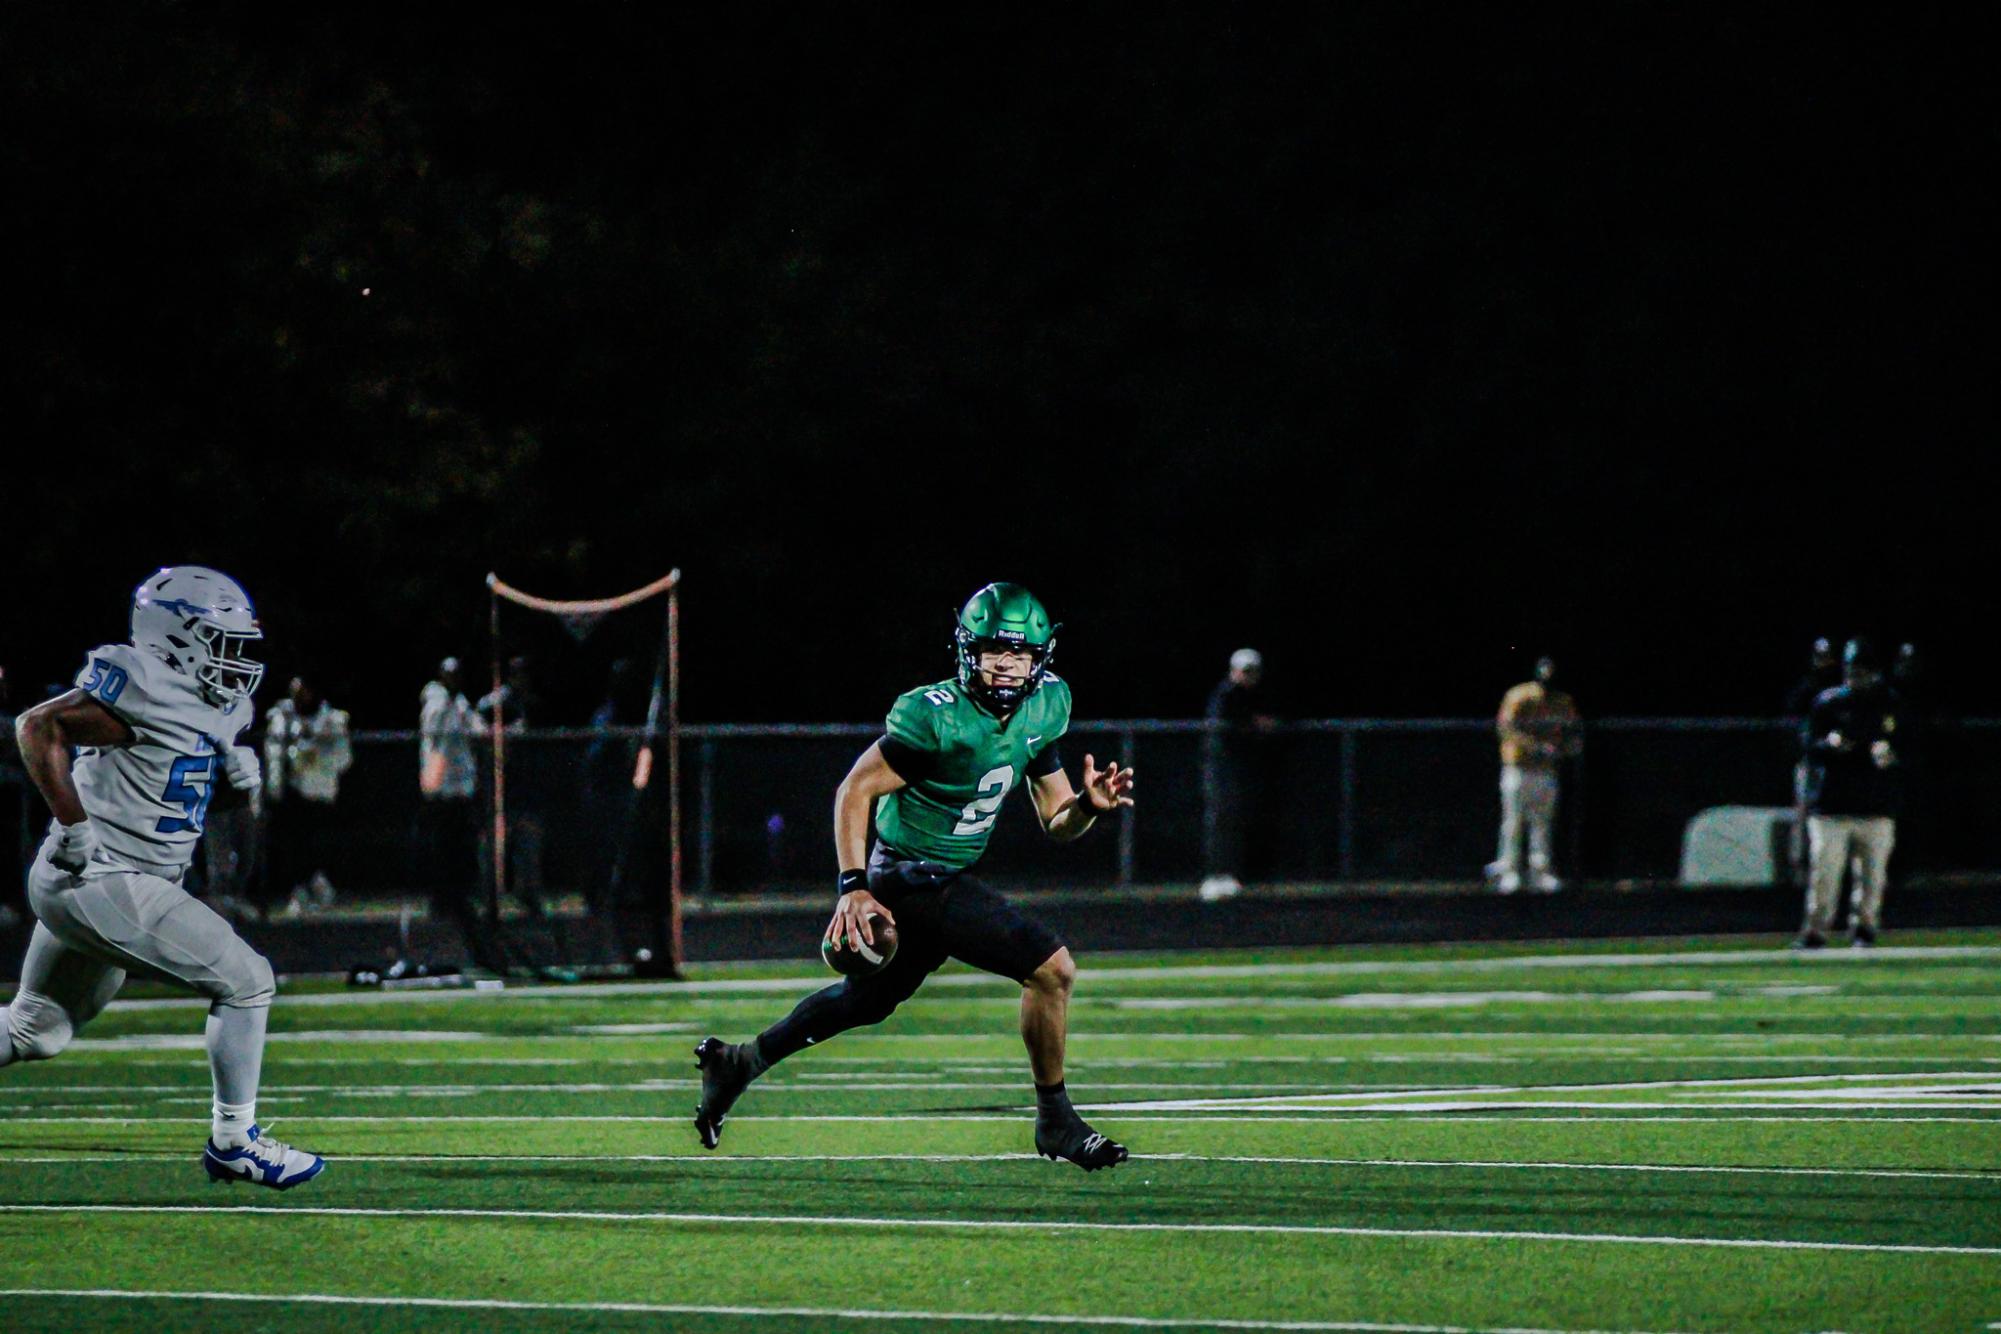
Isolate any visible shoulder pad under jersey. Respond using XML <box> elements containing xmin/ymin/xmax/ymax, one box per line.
<box><xmin>886</xmin><ymin>683</ymin><xmax>956</xmax><ymax>752</ymax></box>
<box><xmin>74</xmin><ymin>643</ymin><xmax>198</xmax><ymax>734</ymax></box>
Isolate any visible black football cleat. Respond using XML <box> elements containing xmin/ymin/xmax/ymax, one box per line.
<box><xmin>1035</xmin><ymin>1117</ymin><xmax>1129</xmax><ymax>1172</ymax></box>
<box><xmin>1850</xmin><ymin>925</ymin><xmax>1877</xmax><ymax>949</ymax></box>
<box><xmin>693</xmin><ymin>1037</ymin><xmax>753</xmax><ymax>1150</ymax></box>
<box><xmin>1790</xmin><ymin>930</ymin><xmax>1827</xmax><ymax>951</ymax></box>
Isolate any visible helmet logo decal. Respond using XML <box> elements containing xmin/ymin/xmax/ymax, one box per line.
<box><xmin>149</xmin><ymin>597</ymin><xmax>217</xmax><ymax>618</ymax></box>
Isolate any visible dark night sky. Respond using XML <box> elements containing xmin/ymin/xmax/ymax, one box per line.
<box><xmin>0</xmin><ymin>5</ymin><xmax>1986</xmax><ymax>724</ymax></box>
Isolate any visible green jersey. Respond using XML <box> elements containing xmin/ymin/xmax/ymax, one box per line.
<box><xmin>874</xmin><ymin>674</ymin><xmax>1073</xmax><ymax>870</ymax></box>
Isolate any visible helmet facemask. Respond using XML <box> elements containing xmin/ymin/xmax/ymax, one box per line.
<box><xmin>192</xmin><ymin>621</ymin><xmax>265</xmax><ymax>707</ymax></box>
<box><xmin>955</xmin><ymin>629</ymin><xmax>1053</xmax><ymax>712</ymax></box>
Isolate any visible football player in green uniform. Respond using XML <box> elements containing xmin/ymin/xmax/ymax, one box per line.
<box><xmin>694</xmin><ymin>583</ymin><xmax>1135</xmax><ymax>1170</ymax></box>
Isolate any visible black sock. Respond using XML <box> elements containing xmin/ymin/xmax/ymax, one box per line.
<box><xmin>754</xmin><ymin>978</ymin><xmax>898</xmax><ymax>1066</ymax></box>
<box><xmin>742</xmin><ymin>1038</ymin><xmax>771</xmax><ymax>1077</ymax></box>
<box><xmin>1035</xmin><ymin>1080</ymin><xmax>1075</xmax><ymax>1121</ymax></box>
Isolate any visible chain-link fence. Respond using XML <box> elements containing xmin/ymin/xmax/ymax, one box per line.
<box><xmin>5</xmin><ymin>716</ymin><xmax>1994</xmax><ymax>980</ymax></box>
<box><xmin>227</xmin><ymin>717</ymin><xmax>1999</xmax><ymax>903</ymax></box>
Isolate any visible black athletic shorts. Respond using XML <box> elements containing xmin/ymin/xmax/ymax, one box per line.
<box><xmin>864</xmin><ymin>843</ymin><xmax>1065</xmax><ymax>985</ymax></box>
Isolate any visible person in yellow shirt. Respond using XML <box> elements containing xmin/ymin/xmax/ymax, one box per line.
<box><xmin>1485</xmin><ymin>657</ymin><xmax>1582</xmax><ymax>893</ymax></box>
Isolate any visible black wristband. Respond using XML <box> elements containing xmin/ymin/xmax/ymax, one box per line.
<box><xmin>1072</xmin><ymin>789</ymin><xmax>1105</xmax><ymax>818</ymax></box>
<box><xmin>837</xmin><ymin>868</ymin><xmax>868</xmax><ymax>897</ymax></box>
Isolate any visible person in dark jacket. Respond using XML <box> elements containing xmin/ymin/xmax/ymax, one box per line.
<box><xmin>1795</xmin><ymin>638</ymin><xmax>1904</xmax><ymax>948</ymax></box>
<box><xmin>1200</xmin><ymin>649</ymin><xmax>1277</xmax><ymax>900</ymax></box>
<box><xmin>1784</xmin><ymin>638</ymin><xmax>1842</xmax><ymax>718</ymax></box>
<box><xmin>1783</xmin><ymin>638</ymin><xmax>1844</xmax><ymax>888</ymax></box>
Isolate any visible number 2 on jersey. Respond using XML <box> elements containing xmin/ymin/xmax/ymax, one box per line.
<box><xmin>952</xmin><ymin>765</ymin><xmax>1015</xmax><ymax>836</ymax></box>
<box><xmin>156</xmin><ymin>755</ymin><xmax>217</xmax><ymax>834</ymax></box>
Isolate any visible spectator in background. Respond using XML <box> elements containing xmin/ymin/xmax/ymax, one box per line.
<box><xmin>1796</xmin><ymin>638</ymin><xmax>1903</xmax><ymax>948</ymax></box>
<box><xmin>1201</xmin><ymin>647</ymin><xmax>1277</xmax><ymax>901</ymax></box>
<box><xmin>584</xmin><ymin>658</ymin><xmax>647</xmax><ymax>908</ymax></box>
<box><xmin>1785</xmin><ymin>638</ymin><xmax>1842</xmax><ymax>717</ymax></box>
<box><xmin>195</xmin><ymin>778</ymin><xmax>259</xmax><ymax>919</ymax></box>
<box><xmin>263</xmin><ymin>675</ymin><xmax>354</xmax><ymax>917</ymax></box>
<box><xmin>476</xmin><ymin>655</ymin><xmax>540</xmax><ymax>732</ymax></box>
<box><xmin>420</xmin><ymin>657</ymin><xmax>493</xmax><ymax>964</ymax></box>
<box><xmin>1784</xmin><ymin>638</ymin><xmax>1845</xmax><ymax>889</ymax></box>
<box><xmin>1486</xmin><ymin>656</ymin><xmax>1582</xmax><ymax>894</ymax></box>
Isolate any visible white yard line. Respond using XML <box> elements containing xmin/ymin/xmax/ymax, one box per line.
<box><xmin>0</xmin><ymin>1152</ymin><xmax>1040</xmax><ymax>1165</ymax></box>
<box><xmin>1093</xmin><ymin>1071</ymin><xmax>2001</xmax><ymax>1114</ymax></box>
<box><xmin>65</xmin><ymin>1054</ymin><xmax>2001</xmax><ymax>1075</ymax></box>
<box><xmin>1</xmin><ymin>1152</ymin><xmax>1991</xmax><ymax>1181</ymax></box>
<box><xmin>1111</xmin><ymin>1069</ymin><xmax>2001</xmax><ymax>1104</ymax></box>
<box><xmin>93</xmin><ymin>943</ymin><xmax>2001</xmax><ymax>1013</ymax></box>
<box><xmin>1112</xmin><ymin>993</ymin><xmax>1732</xmax><ymax>1010</ymax></box>
<box><xmin>1145</xmin><ymin>1155</ymin><xmax>2001</xmax><ymax>1182</ymax></box>
<box><xmin>1</xmin><ymin>1204</ymin><xmax>1995</xmax><ymax>1256</ymax></box>
<box><xmin>1082</xmin><ymin>1101</ymin><xmax>2001</xmax><ymax>1113</ymax></box>
<box><xmin>1077</xmin><ymin>946</ymin><xmax>2001</xmax><ymax>978</ymax></box>
<box><xmin>76</xmin><ymin>1030</ymin><xmax>1995</xmax><ymax>1049</ymax></box>
<box><xmin>0</xmin><ymin>1289</ymin><xmax>1689</xmax><ymax>1334</ymax></box>
<box><xmin>3</xmin><ymin>1112</ymin><xmax>1997</xmax><ymax>1125</ymax></box>
<box><xmin>0</xmin><ymin>1080</ymin><xmax>1364</xmax><ymax>1097</ymax></box>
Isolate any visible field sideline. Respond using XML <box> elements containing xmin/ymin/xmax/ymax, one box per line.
<box><xmin>2</xmin><ymin>930</ymin><xmax>1998</xmax><ymax>1332</ymax></box>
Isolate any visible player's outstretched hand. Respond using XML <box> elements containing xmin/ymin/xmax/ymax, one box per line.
<box><xmin>826</xmin><ymin>888</ymin><xmax>895</xmax><ymax>952</ymax></box>
<box><xmin>1080</xmin><ymin>754</ymin><xmax>1136</xmax><ymax>812</ymax></box>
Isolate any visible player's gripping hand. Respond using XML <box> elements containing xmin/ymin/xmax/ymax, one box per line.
<box><xmin>47</xmin><ymin>819</ymin><xmax>101</xmax><ymax>875</ymax></box>
<box><xmin>826</xmin><ymin>871</ymin><xmax>895</xmax><ymax>953</ymax></box>
<box><xmin>221</xmin><ymin>745</ymin><xmax>262</xmax><ymax>793</ymax></box>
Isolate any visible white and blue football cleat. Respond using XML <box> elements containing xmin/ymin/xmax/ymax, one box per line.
<box><xmin>202</xmin><ymin>1126</ymin><xmax>326</xmax><ymax>1190</ymax></box>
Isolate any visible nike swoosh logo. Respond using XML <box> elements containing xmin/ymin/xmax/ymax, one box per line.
<box><xmin>1027</xmin><ymin>736</ymin><xmax>1043</xmax><ymax>746</ymax></box>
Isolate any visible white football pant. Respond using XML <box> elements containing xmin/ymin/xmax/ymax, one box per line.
<box><xmin>2</xmin><ymin>844</ymin><xmax>273</xmax><ymax>1114</ymax></box>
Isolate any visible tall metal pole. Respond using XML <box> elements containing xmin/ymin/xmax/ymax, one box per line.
<box><xmin>697</xmin><ymin>738</ymin><xmax>716</xmax><ymax>896</ymax></box>
<box><xmin>488</xmin><ymin>589</ymin><xmax>507</xmax><ymax>922</ymax></box>
<box><xmin>1337</xmin><ymin>726</ymin><xmax>1357</xmax><ymax>881</ymax></box>
<box><xmin>1117</xmin><ymin>726</ymin><xmax>1136</xmax><ymax>886</ymax></box>
<box><xmin>665</xmin><ymin>579</ymin><xmax>683</xmax><ymax>973</ymax></box>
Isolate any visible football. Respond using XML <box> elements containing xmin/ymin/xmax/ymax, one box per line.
<box><xmin>821</xmin><ymin>915</ymin><xmax>898</xmax><ymax>976</ymax></box>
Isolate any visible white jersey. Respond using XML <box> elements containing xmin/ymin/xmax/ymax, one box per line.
<box><xmin>68</xmin><ymin>642</ymin><xmax>254</xmax><ymax>871</ymax></box>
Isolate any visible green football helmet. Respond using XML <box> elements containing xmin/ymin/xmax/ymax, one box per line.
<box><xmin>954</xmin><ymin>582</ymin><xmax>1059</xmax><ymax>710</ymax></box>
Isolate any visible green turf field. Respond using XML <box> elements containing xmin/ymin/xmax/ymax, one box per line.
<box><xmin>3</xmin><ymin>930</ymin><xmax>1999</xmax><ymax>1333</ymax></box>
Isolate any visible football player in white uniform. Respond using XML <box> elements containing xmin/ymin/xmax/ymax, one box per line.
<box><xmin>3</xmin><ymin>567</ymin><xmax>325</xmax><ymax>1188</ymax></box>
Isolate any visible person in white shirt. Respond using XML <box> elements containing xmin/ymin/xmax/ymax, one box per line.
<box><xmin>263</xmin><ymin>675</ymin><xmax>353</xmax><ymax>915</ymax></box>
<box><xmin>419</xmin><ymin>657</ymin><xmax>492</xmax><ymax>963</ymax></box>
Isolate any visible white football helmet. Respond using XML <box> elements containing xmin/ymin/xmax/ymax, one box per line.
<box><xmin>131</xmin><ymin>566</ymin><xmax>265</xmax><ymax>706</ymax></box>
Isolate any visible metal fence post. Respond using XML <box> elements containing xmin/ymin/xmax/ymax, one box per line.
<box><xmin>1118</xmin><ymin>726</ymin><xmax>1136</xmax><ymax>887</ymax></box>
<box><xmin>1338</xmin><ymin>726</ymin><xmax>1358</xmax><ymax>881</ymax></box>
<box><xmin>697</xmin><ymin>737</ymin><xmax>716</xmax><ymax>896</ymax></box>
<box><xmin>1568</xmin><ymin>725</ymin><xmax>1586</xmax><ymax>882</ymax></box>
